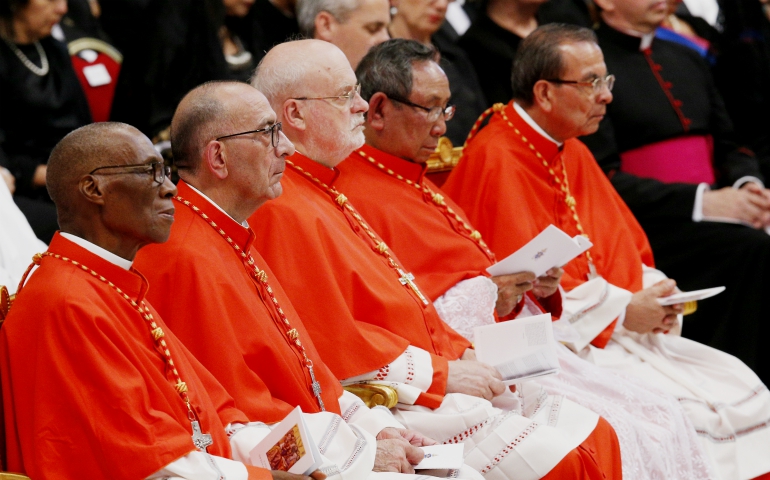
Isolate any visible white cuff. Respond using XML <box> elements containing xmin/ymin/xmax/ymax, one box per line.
<box><xmin>341</xmin><ymin>346</ymin><xmax>435</xmax><ymax>405</ymax></box>
<box><xmin>338</xmin><ymin>390</ymin><xmax>403</xmax><ymax>437</ymax></box>
<box><xmin>691</xmin><ymin>182</ymin><xmax>710</xmax><ymax>222</ymax></box>
<box><xmin>227</xmin><ymin>422</ymin><xmax>272</xmax><ymax>462</ymax></box>
<box><xmin>733</xmin><ymin>176</ymin><xmax>764</xmax><ymax>190</ymax></box>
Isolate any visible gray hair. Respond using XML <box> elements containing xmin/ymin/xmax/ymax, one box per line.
<box><xmin>296</xmin><ymin>0</ymin><xmax>359</xmax><ymax>37</ymax></box>
<box><xmin>355</xmin><ymin>38</ymin><xmax>439</xmax><ymax>102</ymax></box>
<box><xmin>511</xmin><ymin>23</ymin><xmax>598</xmax><ymax>106</ymax></box>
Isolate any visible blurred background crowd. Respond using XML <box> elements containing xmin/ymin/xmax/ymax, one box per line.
<box><xmin>1</xmin><ymin>0</ymin><xmax>769</xmax><ymax>244</ymax></box>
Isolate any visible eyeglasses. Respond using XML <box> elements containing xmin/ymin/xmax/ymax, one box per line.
<box><xmin>89</xmin><ymin>161</ymin><xmax>171</xmax><ymax>185</ymax></box>
<box><xmin>216</xmin><ymin>122</ymin><xmax>283</xmax><ymax>148</ymax></box>
<box><xmin>388</xmin><ymin>96</ymin><xmax>456</xmax><ymax>122</ymax></box>
<box><xmin>544</xmin><ymin>74</ymin><xmax>615</xmax><ymax>94</ymax></box>
<box><xmin>292</xmin><ymin>84</ymin><xmax>361</xmax><ymax>107</ymax></box>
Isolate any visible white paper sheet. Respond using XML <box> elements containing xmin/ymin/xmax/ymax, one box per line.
<box><xmin>486</xmin><ymin>224</ymin><xmax>592</xmax><ymax>277</ymax></box>
<box><xmin>656</xmin><ymin>286</ymin><xmax>726</xmax><ymax>306</ymax></box>
<box><xmin>414</xmin><ymin>444</ymin><xmax>465</xmax><ymax>470</ymax></box>
<box><xmin>474</xmin><ymin>313</ymin><xmax>560</xmax><ymax>384</ymax></box>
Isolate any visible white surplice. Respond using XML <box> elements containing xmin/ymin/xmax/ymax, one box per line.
<box><xmin>433</xmin><ymin>275</ymin><xmax>716</xmax><ymax>480</ymax></box>
<box><xmin>559</xmin><ymin>266</ymin><xmax>770</xmax><ymax>480</ymax></box>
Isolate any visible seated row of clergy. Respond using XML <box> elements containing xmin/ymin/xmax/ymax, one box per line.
<box><xmin>1</xmin><ymin>39</ymin><xmax>617</xmax><ymax>480</ymax></box>
<box><xmin>246</xmin><ymin>34</ymin><xmax>768</xmax><ymax>479</ymax></box>
<box><xmin>1</xmin><ymin>29</ymin><xmax>767</xmax><ymax>480</ymax></box>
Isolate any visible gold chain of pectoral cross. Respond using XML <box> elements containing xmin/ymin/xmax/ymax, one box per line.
<box><xmin>496</xmin><ymin>104</ymin><xmax>598</xmax><ymax>279</ymax></box>
<box><xmin>355</xmin><ymin>149</ymin><xmax>496</xmax><ymax>262</ymax></box>
<box><xmin>24</xmin><ymin>251</ymin><xmax>215</xmax><ymax>452</ymax></box>
<box><xmin>286</xmin><ymin>160</ymin><xmax>430</xmax><ymax>306</ymax></box>
<box><xmin>175</xmin><ymin>196</ymin><xmax>326</xmax><ymax>412</ymax></box>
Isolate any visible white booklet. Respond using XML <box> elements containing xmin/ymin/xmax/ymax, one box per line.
<box><xmin>657</xmin><ymin>286</ymin><xmax>725</xmax><ymax>306</ymax></box>
<box><xmin>486</xmin><ymin>224</ymin><xmax>592</xmax><ymax>277</ymax></box>
<box><xmin>473</xmin><ymin>313</ymin><xmax>560</xmax><ymax>385</ymax></box>
<box><xmin>414</xmin><ymin>444</ymin><xmax>465</xmax><ymax>470</ymax></box>
<box><xmin>250</xmin><ymin>406</ymin><xmax>322</xmax><ymax>475</ymax></box>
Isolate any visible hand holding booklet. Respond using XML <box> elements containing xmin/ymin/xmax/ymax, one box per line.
<box><xmin>486</xmin><ymin>224</ymin><xmax>592</xmax><ymax>277</ymax></box>
<box><xmin>250</xmin><ymin>406</ymin><xmax>322</xmax><ymax>475</ymax></box>
<box><xmin>474</xmin><ymin>313</ymin><xmax>560</xmax><ymax>385</ymax></box>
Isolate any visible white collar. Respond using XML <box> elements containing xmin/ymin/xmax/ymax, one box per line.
<box><xmin>186</xmin><ymin>183</ymin><xmax>249</xmax><ymax>228</ymax></box>
<box><xmin>60</xmin><ymin>232</ymin><xmax>133</xmax><ymax>271</ymax></box>
<box><xmin>513</xmin><ymin>102</ymin><xmax>563</xmax><ymax>148</ymax></box>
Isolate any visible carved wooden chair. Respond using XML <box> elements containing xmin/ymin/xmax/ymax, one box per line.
<box><xmin>425</xmin><ymin>137</ymin><xmax>464</xmax><ymax>188</ymax></box>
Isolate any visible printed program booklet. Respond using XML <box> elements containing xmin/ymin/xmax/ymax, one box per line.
<box><xmin>486</xmin><ymin>224</ymin><xmax>592</xmax><ymax>277</ymax></box>
<box><xmin>249</xmin><ymin>406</ymin><xmax>322</xmax><ymax>475</ymax></box>
<box><xmin>474</xmin><ymin>313</ymin><xmax>560</xmax><ymax>385</ymax></box>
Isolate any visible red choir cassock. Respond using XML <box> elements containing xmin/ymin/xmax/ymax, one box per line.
<box><xmin>0</xmin><ymin>234</ymin><xmax>269</xmax><ymax>479</ymax></box>
<box><xmin>442</xmin><ymin>102</ymin><xmax>655</xmax><ymax>347</ymax></box>
<box><xmin>255</xmin><ymin>153</ymin><xmax>621</xmax><ymax>479</ymax></box>
<box><xmin>249</xmin><ymin>152</ymin><xmax>472</xmax><ymax>409</ymax></box>
<box><xmin>335</xmin><ymin>144</ymin><xmax>561</xmax><ymax>316</ymax></box>
<box><xmin>136</xmin><ymin>181</ymin><xmax>342</xmax><ymax>421</ymax></box>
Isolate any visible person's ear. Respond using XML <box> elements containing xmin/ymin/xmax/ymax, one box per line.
<box><xmin>203</xmin><ymin>140</ymin><xmax>229</xmax><ymax>180</ymax></box>
<box><xmin>532</xmin><ymin>80</ymin><xmax>554</xmax><ymax>113</ymax></box>
<box><xmin>314</xmin><ymin>11</ymin><xmax>336</xmax><ymax>41</ymax></box>
<box><xmin>283</xmin><ymin>99</ymin><xmax>307</xmax><ymax>132</ymax></box>
<box><xmin>366</xmin><ymin>92</ymin><xmax>389</xmax><ymax>131</ymax></box>
<box><xmin>79</xmin><ymin>174</ymin><xmax>106</xmax><ymax>205</ymax></box>
<box><xmin>592</xmin><ymin>0</ymin><xmax>613</xmax><ymax>13</ymax></box>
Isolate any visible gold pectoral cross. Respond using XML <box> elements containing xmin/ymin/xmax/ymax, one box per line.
<box><xmin>397</xmin><ymin>269</ymin><xmax>429</xmax><ymax>306</ymax></box>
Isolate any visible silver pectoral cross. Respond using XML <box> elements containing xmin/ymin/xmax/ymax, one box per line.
<box><xmin>307</xmin><ymin>363</ymin><xmax>326</xmax><ymax>412</ymax></box>
<box><xmin>397</xmin><ymin>269</ymin><xmax>430</xmax><ymax>306</ymax></box>
<box><xmin>191</xmin><ymin>420</ymin><xmax>213</xmax><ymax>453</ymax></box>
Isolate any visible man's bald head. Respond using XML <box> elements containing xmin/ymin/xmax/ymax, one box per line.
<box><xmin>170</xmin><ymin>81</ymin><xmax>255</xmax><ymax>174</ymax></box>
<box><xmin>252</xmin><ymin>39</ymin><xmax>352</xmax><ymax>116</ymax></box>
<box><xmin>47</xmin><ymin>122</ymin><xmax>143</xmax><ymax>223</ymax></box>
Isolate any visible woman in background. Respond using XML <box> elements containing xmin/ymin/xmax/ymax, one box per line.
<box><xmin>0</xmin><ymin>0</ymin><xmax>91</xmax><ymax>243</ymax></box>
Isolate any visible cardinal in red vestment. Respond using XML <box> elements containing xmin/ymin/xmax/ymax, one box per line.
<box><xmin>0</xmin><ymin>123</ymin><xmax>274</xmax><ymax>480</ymax></box>
<box><xmin>135</xmin><ymin>82</ymin><xmax>450</xmax><ymax>478</ymax></box>
<box><xmin>443</xmin><ymin>24</ymin><xmax>770</xmax><ymax>480</ymax></box>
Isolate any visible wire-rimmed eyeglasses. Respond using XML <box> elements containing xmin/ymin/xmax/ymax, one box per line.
<box><xmin>216</xmin><ymin>122</ymin><xmax>283</xmax><ymax>148</ymax></box>
<box><xmin>292</xmin><ymin>84</ymin><xmax>362</xmax><ymax>107</ymax></box>
<box><xmin>388</xmin><ymin>96</ymin><xmax>456</xmax><ymax>122</ymax></box>
<box><xmin>89</xmin><ymin>160</ymin><xmax>171</xmax><ymax>185</ymax></box>
<box><xmin>544</xmin><ymin>74</ymin><xmax>616</xmax><ymax>94</ymax></box>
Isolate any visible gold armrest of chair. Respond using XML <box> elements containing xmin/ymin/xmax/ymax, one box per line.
<box><xmin>0</xmin><ymin>473</ymin><xmax>31</xmax><ymax>479</ymax></box>
<box><xmin>344</xmin><ymin>384</ymin><xmax>398</xmax><ymax>409</ymax></box>
<box><xmin>682</xmin><ymin>301</ymin><xmax>697</xmax><ymax>316</ymax></box>
<box><xmin>426</xmin><ymin>137</ymin><xmax>463</xmax><ymax>173</ymax></box>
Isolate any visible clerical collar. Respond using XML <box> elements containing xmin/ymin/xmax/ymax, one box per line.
<box><xmin>288</xmin><ymin>151</ymin><xmax>341</xmax><ymax>187</ymax></box>
<box><xmin>185</xmin><ymin>182</ymin><xmax>249</xmax><ymax>228</ymax></box>
<box><xmin>357</xmin><ymin>144</ymin><xmax>427</xmax><ymax>184</ymax></box>
<box><xmin>513</xmin><ymin>102</ymin><xmax>562</xmax><ymax>148</ymax></box>
<box><xmin>598</xmin><ymin>21</ymin><xmax>655</xmax><ymax>51</ymax></box>
<box><xmin>59</xmin><ymin>232</ymin><xmax>134</xmax><ymax>270</ymax></box>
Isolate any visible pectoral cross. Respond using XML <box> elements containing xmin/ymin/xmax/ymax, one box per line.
<box><xmin>191</xmin><ymin>420</ymin><xmax>213</xmax><ymax>453</ymax></box>
<box><xmin>308</xmin><ymin>363</ymin><xmax>326</xmax><ymax>412</ymax></box>
<box><xmin>397</xmin><ymin>268</ymin><xmax>429</xmax><ymax>306</ymax></box>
